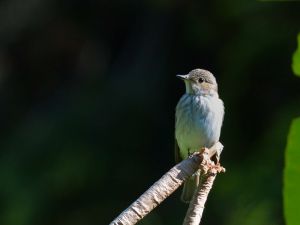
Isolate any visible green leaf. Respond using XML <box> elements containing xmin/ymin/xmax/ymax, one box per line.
<box><xmin>292</xmin><ymin>33</ymin><xmax>300</xmax><ymax>77</ymax></box>
<box><xmin>284</xmin><ymin>118</ymin><xmax>300</xmax><ymax>225</ymax></box>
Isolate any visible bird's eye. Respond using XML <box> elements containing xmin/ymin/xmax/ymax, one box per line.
<box><xmin>198</xmin><ymin>78</ymin><xmax>204</xmax><ymax>83</ymax></box>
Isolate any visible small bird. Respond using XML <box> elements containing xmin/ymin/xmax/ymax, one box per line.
<box><xmin>175</xmin><ymin>68</ymin><xmax>224</xmax><ymax>203</ymax></box>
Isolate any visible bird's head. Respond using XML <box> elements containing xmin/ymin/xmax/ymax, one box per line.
<box><xmin>177</xmin><ymin>69</ymin><xmax>218</xmax><ymax>96</ymax></box>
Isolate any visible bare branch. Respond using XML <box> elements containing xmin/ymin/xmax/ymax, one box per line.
<box><xmin>182</xmin><ymin>172</ymin><xmax>216</xmax><ymax>225</ymax></box>
<box><xmin>183</xmin><ymin>142</ymin><xmax>225</xmax><ymax>225</ymax></box>
<box><xmin>109</xmin><ymin>142</ymin><xmax>224</xmax><ymax>225</ymax></box>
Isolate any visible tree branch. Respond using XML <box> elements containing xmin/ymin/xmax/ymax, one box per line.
<box><xmin>183</xmin><ymin>142</ymin><xmax>225</xmax><ymax>225</ymax></box>
<box><xmin>110</xmin><ymin>142</ymin><xmax>224</xmax><ymax>225</ymax></box>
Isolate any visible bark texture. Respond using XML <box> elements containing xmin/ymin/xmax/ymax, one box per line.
<box><xmin>110</xmin><ymin>142</ymin><xmax>224</xmax><ymax>225</ymax></box>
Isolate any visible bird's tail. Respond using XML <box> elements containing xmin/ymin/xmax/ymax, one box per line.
<box><xmin>181</xmin><ymin>170</ymin><xmax>200</xmax><ymax>203</ymax></box>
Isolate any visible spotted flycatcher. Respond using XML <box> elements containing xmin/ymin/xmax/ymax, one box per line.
<box><xmin>175</xmin><ymin>68</ymin><xmax>224</xmax><ymax>203</ymax></box>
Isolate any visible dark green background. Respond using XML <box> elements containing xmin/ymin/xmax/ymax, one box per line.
<box><xmin>0</xmin><ymin>1</ymin><xmax>300</xmax><ymax>225</ymax></box>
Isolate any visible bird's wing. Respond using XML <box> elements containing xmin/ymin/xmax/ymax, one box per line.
<box><xmin>175</xmin><ymin>138</ymin><xmax>182</xmax><ymax>163</ymax></box>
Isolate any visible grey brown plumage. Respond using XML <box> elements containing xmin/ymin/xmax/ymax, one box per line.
<box><xmin>175</xmin><ymin>68</ymin><xmax>224</xmax><ymax>203</ymax></box>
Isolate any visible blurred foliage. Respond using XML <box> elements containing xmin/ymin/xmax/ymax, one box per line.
<box><xmin>0</xmin><ymin>1</ymin><xmax>299</xmax><ymax>225</ymax></box>
<box><xmin>292</xmin><ymin>34</ymin><xmax>300</xmax><ymax>76</ymax></box>
<box><xmin>284</xmin><ymin>118</ymin><xmax>300</xmax><ymax>225</ymax></box>
<box><xmin>284</xmin><ymin>34</ymin><xmax>300</xmax><ymax>225</ymax></box>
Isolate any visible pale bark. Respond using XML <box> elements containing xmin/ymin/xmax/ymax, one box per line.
<box><xmin>183</xmin><ymin>142</ymin><xmax>225</xmax><ymax>225</ymax></box>
<box><xmin>109</xmin><ymin>142</ymin><xmax>224</xmax><ymax>225</ymax></box>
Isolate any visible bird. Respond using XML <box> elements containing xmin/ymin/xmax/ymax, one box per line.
<box><xmin>175</xmin><ymin>68</ymin><xmax>224</xmax><ymax>203</ymax></box>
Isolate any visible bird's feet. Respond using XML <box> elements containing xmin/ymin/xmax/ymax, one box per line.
<box><xmin>199</xmin><ymin>147</ymin><xmax>225</xmax><ymax>174</ymax></box>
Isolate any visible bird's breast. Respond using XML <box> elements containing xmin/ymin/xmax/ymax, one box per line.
<box><xmin>175</xmin><ymin>94</ymin><xmax>224</xmax><ymax>159</ymax></box>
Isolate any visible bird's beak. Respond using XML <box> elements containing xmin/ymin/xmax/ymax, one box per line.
<box><xmin>176</xmin><ymin>74</ymin><xmax>189</xmax><ymax>80</ymax></box>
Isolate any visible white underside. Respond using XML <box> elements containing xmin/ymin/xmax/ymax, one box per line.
<box><xmin>175</xmin><ymin>93</ymin><xmax>224</xmax><ymax>159</ymax></box>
